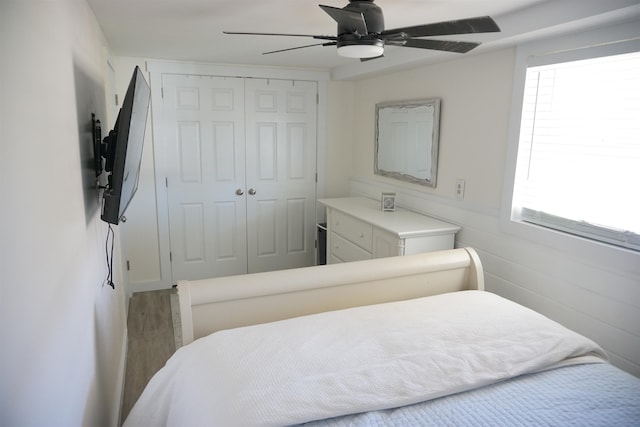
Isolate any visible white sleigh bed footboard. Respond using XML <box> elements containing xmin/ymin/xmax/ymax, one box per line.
<box><xmin>177</xmin><ymin>247</ymin><xmax>484</xmax><ymax>345</ymax></box>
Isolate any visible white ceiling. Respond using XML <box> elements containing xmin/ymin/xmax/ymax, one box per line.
<box><xmin>87</xmin><ymin>0</ymin><xmax>640</xmax><ymax>79</ymax></box>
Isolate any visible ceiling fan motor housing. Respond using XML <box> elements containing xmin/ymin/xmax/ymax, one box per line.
<box><xmin>343</xmin><ymin>0</ymin><xmax>385</xmax><ymax>34</ymax></box>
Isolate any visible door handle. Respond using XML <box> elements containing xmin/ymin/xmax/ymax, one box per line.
<box><xmin>235</xmin><ymin>188</ymin><xmax>244</xmax><ymax>196</ymax></box>
<box><xmin>248</xmin><ymin>188</ymin><xmax>257</xmax><ymax>195</ymax></box>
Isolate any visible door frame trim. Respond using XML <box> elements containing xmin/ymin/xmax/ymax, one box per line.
<box><xmin>142</xmin><ymin>60</ymin><xmax>329</xmax><ymax>290</ymax></box>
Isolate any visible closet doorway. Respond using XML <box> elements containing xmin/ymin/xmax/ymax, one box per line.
<box><xmin>159</xmin><ymin>73</ymin><xmax>318</xmax><ymax>282</ymax></box>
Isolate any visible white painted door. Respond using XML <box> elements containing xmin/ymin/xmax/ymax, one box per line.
<box><xmin>244</xmin><ymin>78</ymin><xmax>318</xmax><ymax>273</ymax></box>
<box><xmin>161</xmin><ymin>74</ymin><xmax>317</xmax><ymax>281</ymax></box>
<box><xmin>162</xmin><ymin>74</ymin><xmax>248</xmax><ymax>281</ymax></box>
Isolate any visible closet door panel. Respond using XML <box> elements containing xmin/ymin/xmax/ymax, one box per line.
<box><xmin>245</xmin><ymin>79</ymin><xmax>317</xmax><ymax>273</ymax></box>
<box><xmin>158</xmin><ymin>73</ymin><xmax>318</xmax><ymax>282</ymax></box>
<box><xmin>162</xmin><ymin>74</ymin><xmax>247</xmax><ymax>282</ymax></box>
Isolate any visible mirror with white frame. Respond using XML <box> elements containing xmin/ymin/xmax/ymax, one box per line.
<box><xmin>374</xmin><ymin>98</ymin><xmax>441</xmax><ymax>187</ymax></box>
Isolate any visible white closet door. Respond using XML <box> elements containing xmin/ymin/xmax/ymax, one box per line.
<box><xmin>244</xmin><ymin>79</ymin><xmax>318</xmax><ymax>273</ymax></box>
<box><xmin>162</xmin><ymin>74</ymin><xmax>247</xmax><ymax>281</ymax></box>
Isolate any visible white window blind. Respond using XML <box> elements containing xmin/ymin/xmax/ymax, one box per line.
<box><xmin>514</xmin><ymin>50</ymin><xmax>640</xmax><ymax>251</ymax></box>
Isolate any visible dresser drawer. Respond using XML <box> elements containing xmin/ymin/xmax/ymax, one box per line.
<box><xmin>330</xmin><ymin>232</ymin><xmax>372</xmax><ymax>262</ymax></box>
<box><xmin>330</xmin><ymin>209</ymin><xmax>373</xmax><ymax>251</ymax></box>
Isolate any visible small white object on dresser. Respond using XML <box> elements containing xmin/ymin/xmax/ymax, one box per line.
<box><xmin>318</xmin><ymin>197</ymin><xmax>461</xmax><ymax>264</ymax></box>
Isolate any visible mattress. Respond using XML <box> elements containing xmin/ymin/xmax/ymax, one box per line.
<box><xmin>302</xmin><ymin>362</ymin><xmax>640</xmax><ymax>426</ymax></box>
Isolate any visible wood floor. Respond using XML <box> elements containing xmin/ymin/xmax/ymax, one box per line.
<box><xmin>120</xmin><ymin>289</ymin><xmax>179</xmax><ymax>424</ymax></box>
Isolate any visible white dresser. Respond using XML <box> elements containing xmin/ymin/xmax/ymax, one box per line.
<box><xmin>318</xmin><ymin>197</ymin><xmax>461</xmax><ymax>264</ymax></box>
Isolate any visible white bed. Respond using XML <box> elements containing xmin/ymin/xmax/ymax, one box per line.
<box><xmin>124</xmin><ymin>248</ymin><xmax>640</xmax><ymax>426</ymax></box>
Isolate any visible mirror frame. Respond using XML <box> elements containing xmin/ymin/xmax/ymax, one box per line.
<box><xmin>374</xmin><ymin>98</ymin><xmax>441</xmax><ymax>187</ymax></box>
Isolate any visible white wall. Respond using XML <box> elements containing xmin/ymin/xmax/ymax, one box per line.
<box><xmin>336</xmin><ymin>41</ymin><xmax>640</xmax><ymax>376</ymax></box>
<box><xmin>325</xmin><ymin>81</ymin><xmax>356</xmax><ymax>197</ymax></box>
<box><xmin>111</xmin><ymin>58</ymin><xmax>161</xmax><ymax>288</ymax></box>
<box><xmin>349</xmin><ymin>49</ymin><xmax>513</xmax><ymax>208</ymax></box>
<box><xmin>0</xmin><ymin>1</ymin><xmax>128</xmax><ymax>425</ymax></box>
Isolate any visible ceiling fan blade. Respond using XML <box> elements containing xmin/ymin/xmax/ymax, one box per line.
<box><xmin>263</xmin><ymin>42</ymin><xmax>337</xmax><ymax>55</ymax></box>
<box><xmin>381</xmin><ymin>16</ymin><xmax>500</xmax><ymax>38</ymax></box>
<box><xmin>389</xmin><ymin>38</ymin><xmax>480</xmax><ymax>54</ymax></box>
<box><xmin>319</xmin><ymin>5</ymin><xmax>368</xmax><ymax>34</ymax></box>
<box><xmin>223</xmin><ymin>31</ymin><xmax>336</xmax><ymax>41</ymax></box>
<box><xmin>360</xmin><ymin>54</ymin><xmax>384</xmax><ymax>62</ymax></box>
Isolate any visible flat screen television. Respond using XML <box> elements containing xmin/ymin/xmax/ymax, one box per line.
<box><xmin>98</xmin><ymin>66</ymin><xmax>150</xmax><ymax>225</ymax></box>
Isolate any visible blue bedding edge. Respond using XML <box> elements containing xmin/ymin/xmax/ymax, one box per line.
<box><xmin>301</xmin><ymin>363</ymin><xmax>640</xmax><ymax>427</ymax></box>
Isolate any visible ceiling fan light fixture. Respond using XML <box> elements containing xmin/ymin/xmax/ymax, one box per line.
<box><xmin>337</xmin><ymin>38</ymin><xmax>384</xmax><ymax>58</ymax></box>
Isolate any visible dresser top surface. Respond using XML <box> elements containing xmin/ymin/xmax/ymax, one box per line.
<box><xmin>318</xmin><ymin>197</ymin><xmax>460</xmax><ymax>237</ymax></box>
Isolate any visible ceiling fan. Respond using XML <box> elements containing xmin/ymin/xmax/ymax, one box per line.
<box><xmin>223</xmin><ymin>0</ymin><xmax>500</xmax><ymax>60</ymax></box>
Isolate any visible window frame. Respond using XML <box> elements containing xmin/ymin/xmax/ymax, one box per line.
<box><xmin>500</xmin><ymin>20</ymin><xmax>640</xmax><ymax>256</ymax></box>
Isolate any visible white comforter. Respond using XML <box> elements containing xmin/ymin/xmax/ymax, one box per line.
<box><xmin>124</xmin><ymin>291</ymin><xmax>606</xmax><ymax>427</ymax></box>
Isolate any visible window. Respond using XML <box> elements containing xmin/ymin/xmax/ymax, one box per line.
<box><xmin>508</xmin><ymin>40</ymin><xmax>640</xmax><ymax>252</ymax></box>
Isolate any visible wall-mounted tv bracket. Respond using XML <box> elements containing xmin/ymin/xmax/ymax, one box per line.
<box><xmin>92</xmin><ymin>113</ymin><xmax>103</xmax><ymax>179</ymax></box>
<box><xmin>92</xmin><ymin>112</ymin><xmax>116</xmax><ymax>193</ymax></box>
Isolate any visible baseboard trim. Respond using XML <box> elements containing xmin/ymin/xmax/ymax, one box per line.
<box><xmin>169</xmin><ymin>291</ymin><xmax>183</xmax><ymax>349</ymax></box>
<box><xmin>115</xmin><ymin>328</ymin><xmax>128</xmax><ymax>426</ymax></box>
